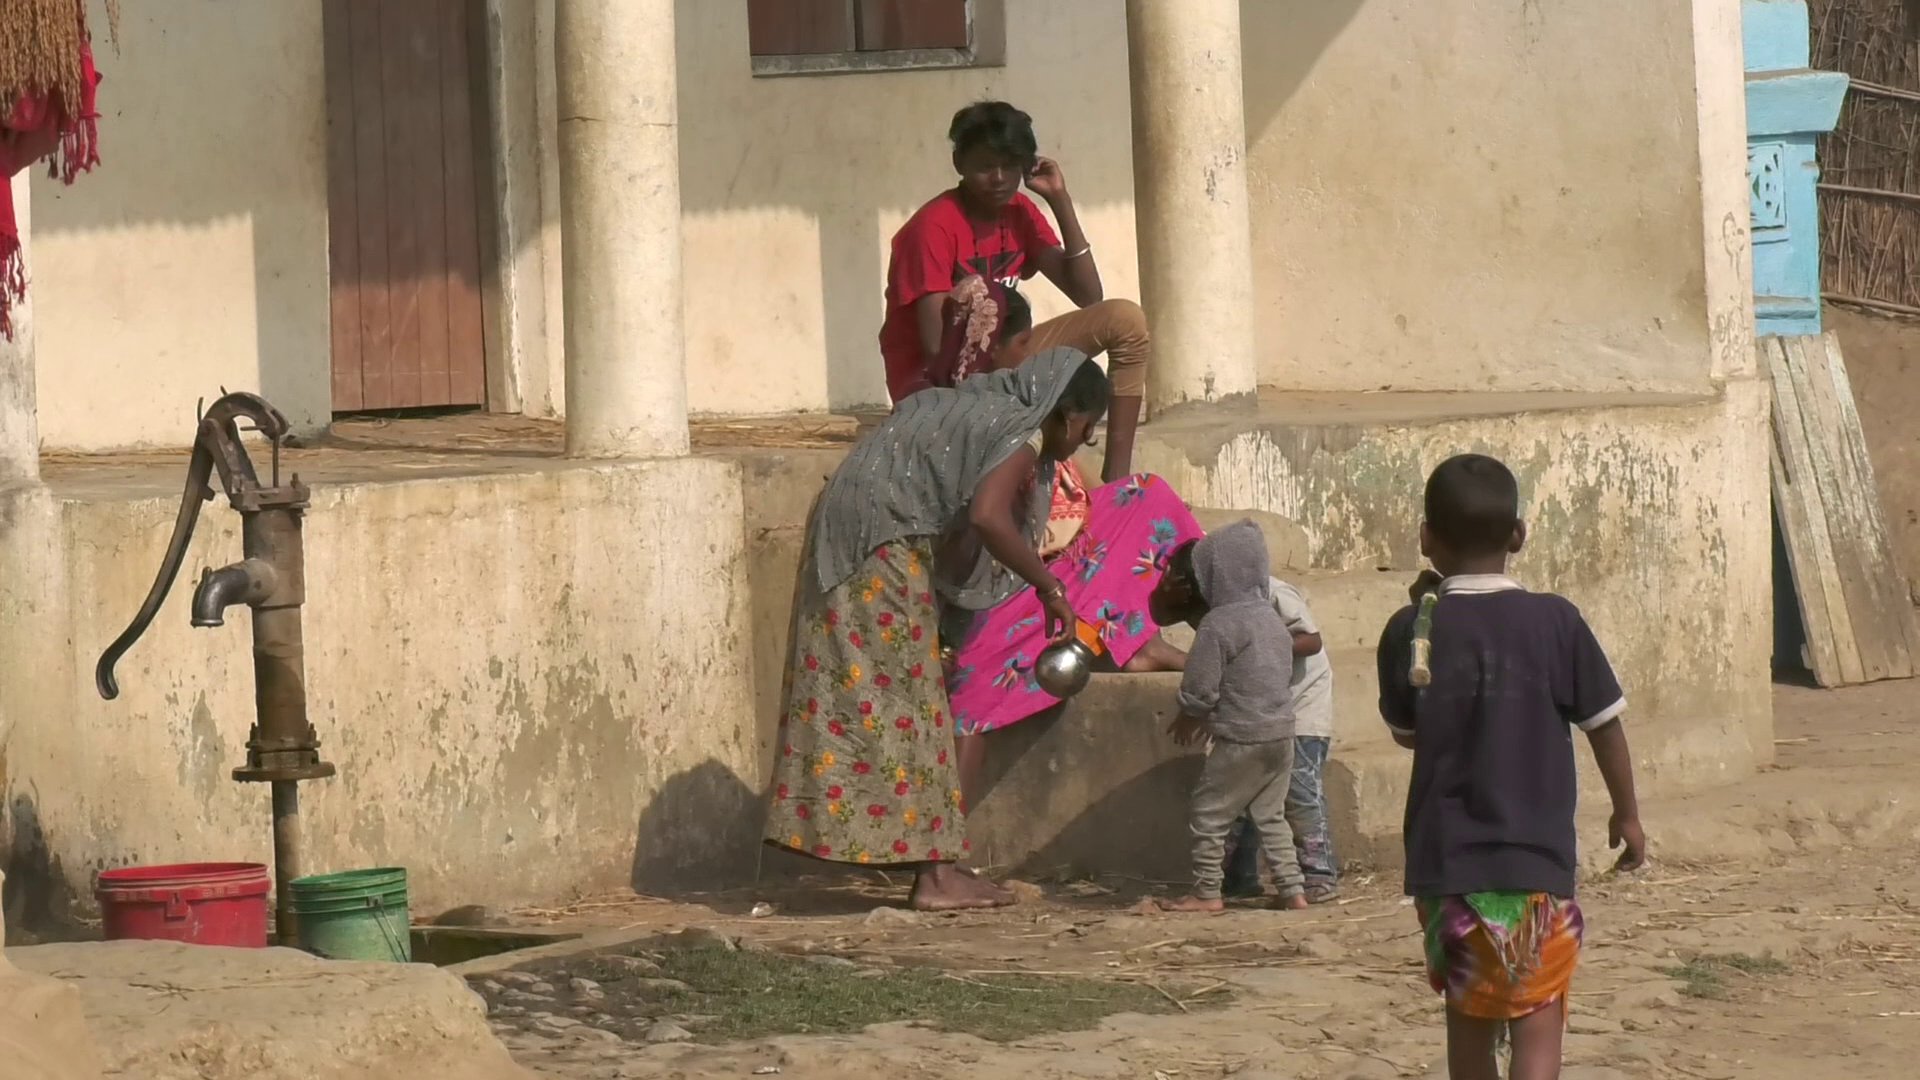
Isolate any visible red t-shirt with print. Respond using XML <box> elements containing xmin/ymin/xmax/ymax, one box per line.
<box><xmin>879</xmin><ymin>190</ymin><xmax>1060</xmax><ymax>403</ymax></box>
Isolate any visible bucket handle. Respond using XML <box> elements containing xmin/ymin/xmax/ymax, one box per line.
<box><xmin>339</xmin><ymin>891</ymin><xmax>410</xmax><ymax>957</ymax></box>
<box><xmin>368</xmin><ymin>895</ymin><xmax>410</xmax><ymax>962</ymax></box>
<box><xmin>164</xmin><ymin>891</ymin><xmax>190</xmax><ymax>922</ymax></box>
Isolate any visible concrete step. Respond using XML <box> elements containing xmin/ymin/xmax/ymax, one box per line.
<box><xmin>968</xmin><ymin>670</ymin><xmax>1418</xmax><ymax>882</ymax></box>
<box><xmin>1288</xmin><ymin>568</ymin><xmax>1416</xmax><ymax>653</ymax></box>
<box><xmin>1157</xmin><ymin>565</ymin><xmax>1411</xmax><ymax>652</ymax></box>
<box><xmin>1155</xmin><ymin>564</ymin><xmax>1408</xmax><ymax>750</ymax></box>
<box><xmin>970</xmin><ymin>672</ymin><xmax>1197</xmax><ymax>882</ymax></box>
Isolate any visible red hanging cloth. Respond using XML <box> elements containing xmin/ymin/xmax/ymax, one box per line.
<box><xmin>0</xmin><ymin>34</ymin><xmax>100</xmax><ymax>338</ymax></box>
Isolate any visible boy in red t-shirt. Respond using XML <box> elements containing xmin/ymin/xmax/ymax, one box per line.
<box><xmin>880</xmin><ymin>101</ymin><xmax>1149</xmax><ymax>485</ymax></box>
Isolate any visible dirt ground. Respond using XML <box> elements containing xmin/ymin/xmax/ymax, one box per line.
<box><xmin>456</xmin><ymin>682</ymin><xmax>1920</xmax><ymax>1080</ymax></box>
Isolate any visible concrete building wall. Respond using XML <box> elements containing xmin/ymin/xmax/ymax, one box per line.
<box><xmin>16</xmin><ymin>0</ymin><xmax>1760</xmax><ymax>438</ymax></box>
<box><xmin>1132</xmin><ymin>386</ymin><xmax>1776</xmax><ymax>771</ymax></box>
<box><xmin>0</xmin><ymin>459</ymin><xmax>758</xmax><ymax>922</ymax></box>
<box><xmin>674</xmin><ymin>0</ymin><xmax>1141</xmax><ymax>416</ymax></box>
<box><xmin>30</xmin><ymin>1</ymin><xmax>333</xmax><ymax>452</ymax></box>
<box><xmin>1240</xmin><ymin>0</ymin><xmax>1720</xmax><ymax>393</ymax></box>
<box><xmin>24</xmin><ymin>0</ymin><xmax>1138</xmax><ymax>447</ymax></box>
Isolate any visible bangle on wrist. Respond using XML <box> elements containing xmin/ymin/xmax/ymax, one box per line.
<box><xmin>1064</xmin><ymin>244</ymin><xmax>1092</xmax><ymax>260</ymax></box>
<box><xmin>1039</xmin><ymin>581</ymin><xmax>1066</xmax><ymax>601</ymax></box>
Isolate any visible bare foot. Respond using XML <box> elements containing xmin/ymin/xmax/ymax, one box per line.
<box><xmin>1275</xmin><ymin>892</ymin><xmax>1309</xmax><ymax>911</ymax></box>
<box><xmin>1157</xmin><ymin>894</ymin><xmax>1226</xmax><ymax>914</ymax></box>
<box><xmin>910</xmin><ymin>863</ymin><xmax>1016</xmax><ymax>911</ymax></box>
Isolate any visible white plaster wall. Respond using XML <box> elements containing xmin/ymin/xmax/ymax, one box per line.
<box><xmin>26</xmin><ymin>0</ymin><xmax>1139</xmax><ymax>438</ymax></box>
<box><xmin>18</xmin><ymin>0</ymin><xmax>1746</xmax><ymax>430</ymax></box>
<box><xmin>0</xmin><ymin>178</ymin><xmax>37</xmax><ymax>481</ymax></box>
<box><xmin>30</xmin><ymin>1</ymin><xmax>332</xmax><ymax>451</ymax></box>
<box><xmin>1130</xmin><ymin>385</ymin><xmax>1776</xmax><ymax>777</ymax></box>
<box><xmin>1694</xmin><ymin>0</ymin><xmax>1758</xmax><ymax>381</ymax></box>
<box><xmin>674</xmin><ymin>0</ymin><xmax>1141</xmax><ymax>416</ymax></box>
<box><xmin>0</xmin><ymin>458</ymin><xmax>758</xmax><ymax>918</ymax></box>
<box><xmin>1241</xmin><ymin>0</ymin><xmax>1719</xmax><ymax>393</ymax></box>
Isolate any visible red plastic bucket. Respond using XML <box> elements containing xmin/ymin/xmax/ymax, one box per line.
<box><xmin>96</xmin><ymin>862</ymin><xmax>271</xmax><ymax>948</ymax></box>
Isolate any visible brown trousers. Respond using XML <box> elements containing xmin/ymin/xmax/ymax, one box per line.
<box><xmin>999</xmin><ymin>298</ymin><xmax>1150</xmax><ymax>399</ymax></box>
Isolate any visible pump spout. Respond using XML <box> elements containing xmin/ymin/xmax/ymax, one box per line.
<box><xmin>190</xmin><ymin>559</ymin><xmax>277</xmax><ymax>628</ymax></box>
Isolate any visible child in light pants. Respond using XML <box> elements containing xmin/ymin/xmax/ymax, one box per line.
<box><xmin>1154</xmin><ymin>520</ymin><xmax>1308</xmax><ymax>912</ymax></box>
<box><xmin>1151</xmin><ymin>543</ymin><xmax>1341</xmax><ymax>903</ymax></box>
<box><xmin>1225</xmin><ymin>577</ymin><xmax>1339</xmax><ymax>902</ymax></box>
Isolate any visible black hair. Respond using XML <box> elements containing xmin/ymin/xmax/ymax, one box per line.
<box><xmin>1000</xmin><ymin>289</ymin><xmax>1033</xmax><ymax>344</ymax></box>
<box><xmin>1054</xmin><ymin>358</ymin><xmax>1112</xmax><ymax>421</ymax></box>
<box><xmin>1168</xmin><ymin>539</ymin><xmax>1199</xmax><ymax>590</ymax></box>
<box><xmin>948</xmin><ymin>101</ymin><xmax>1038</xmax><ymax>166</ymax></box>
<box><xmin>1424</xmin><ymin>454</ymin><xmax>1521</xmax><ymax>555</ymax></box>
<box><xmin>1161</xmin><ymin>538</ymin><xmax>1208</xmax><ymax>620</ymax></box>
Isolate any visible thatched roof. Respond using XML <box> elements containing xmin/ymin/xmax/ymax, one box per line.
<box><xmin>0</xmin><ymin>0</ymin><xmax>116</xmax><ymax>108</ymax></box>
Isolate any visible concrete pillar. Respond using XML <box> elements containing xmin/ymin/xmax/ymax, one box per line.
<box><xmin>1126</xmin><ymin>0</ymin><xmax>1259</xmax><ymax>412</ymax></box>
<box><xmin>555</xmin><ymin>0</ymin><xmax>689</xmax><ymax>458</ymax></box>
<box><xmin>0</xmin><ymin>175</ymin><xmax>37</xmax><ymax>484</ymax></box>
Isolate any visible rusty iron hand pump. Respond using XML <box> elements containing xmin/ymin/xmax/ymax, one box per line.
<box><xmin>95</xmin><ymin>392</ymin><xmax>335</xmax><ymax>946</ymax></box>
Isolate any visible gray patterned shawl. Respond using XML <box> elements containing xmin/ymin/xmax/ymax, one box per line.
<box><xmin>810</xmin><ymin>347</ymin><xmax>1088</xmax><ymax>609</ymax></box>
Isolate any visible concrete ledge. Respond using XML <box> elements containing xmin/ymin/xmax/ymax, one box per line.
<box><xmin>963</xmin><ymin>673</ymin><xmax>1407</xmax><ymax>880</ymax></box>
<box><xmin>1135</xmin><ymin>383</ymin><xmax>1775</xmax><ymax>782</ymax></box>
<box><xmin>969</xmin><ymin>673</ymin><xmax>1197</xmax><ymax>881</ymax></box>
<box><xmin>741</xmin><ymin>387</ymin><xmax>1773</xmax><ymax>885</ymax></box>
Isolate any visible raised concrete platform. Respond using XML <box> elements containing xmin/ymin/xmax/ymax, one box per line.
<box><xmin>969</xmin><ymin>673</ymin><xmax>1196</xmax><ymax>880</ymax></box>
<box><xmin>742</xmin><ymin>386</ymin><xmax>1774</xmax><ymax>880</ymax></box>
<box><xmin>0</xmin><ymin>384</ymin><xmax>1772</xmax><ymax>918</ymax></box>
<box><xmin>1</xmin><ymin>450</ymin><xmax>760</xmax><ymax>931</ymax></box>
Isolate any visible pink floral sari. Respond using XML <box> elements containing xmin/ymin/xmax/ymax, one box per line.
<box><xmin>945</xmin><ymin>473</ymin><xmax>1203</xmax><ymax>735</ymax></box>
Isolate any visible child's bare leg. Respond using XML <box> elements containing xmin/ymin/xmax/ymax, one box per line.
<box><xmin>954</xmin><ymin>731</ymin><xmax>989</xmax><ymax>812</ymax></box>
<box><xmin>1505</xmin><ymin>1002</ymin><xmax>1566</xmax><ymax>1080</ymax></box>
<box><xmin>1121</xmin><ymin>634</ymin><xmax>1187</xmax><ymax>672</ymax></box>
<box><xmin>1443</xmin><ymin>1009</ymin><xmax>1504</xmax><ymax>1080</ymax></box>
<box><xmin>1161</xmin><ymin>741</ymin><xmax>1248</xmax><ymax>913</ymax></box>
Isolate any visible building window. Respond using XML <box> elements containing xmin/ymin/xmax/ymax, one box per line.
<box><xmin>748</xmin><ymin>0</ymin><xmax>1006</xmax><ymax>77</ymax></box>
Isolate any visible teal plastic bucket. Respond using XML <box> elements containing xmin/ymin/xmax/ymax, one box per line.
<box><xmin>288</xmin><ymin>867</ymin><xmax>411</xmax><ymax>962</ymax></box>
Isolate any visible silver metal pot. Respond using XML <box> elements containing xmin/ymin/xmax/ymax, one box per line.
<box><xmin>1034</xmin><ymin>636</ymin><xmax>1100</xmax><ymax>698</ymax></box>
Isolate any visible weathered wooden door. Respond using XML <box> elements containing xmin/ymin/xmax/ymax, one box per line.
<box><xmin>323</xmin><ymin>0</ymin><xmax>488</xmax><ymax>412</ymax></box>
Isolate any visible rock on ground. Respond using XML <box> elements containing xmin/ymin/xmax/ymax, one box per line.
<box><xmin>0</xmin><ymin>958</ymin><xmax>105</xmax><ymax>1080</ymax></box>
<box><xmin>0</xmin><ymin>869</ymin><xmax>105</xmax><ymax>1080</ymax></box>
<box><xmin>8</xmin><ymin>940</ymin><xmax>529</xmax><ymax>1080</ymax></box>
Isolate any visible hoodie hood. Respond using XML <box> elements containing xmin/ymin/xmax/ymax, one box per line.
<box><xmin>1192</xmin><ymin>519</ymin><xmax>1271</xmax><ymax>608</ymax></box>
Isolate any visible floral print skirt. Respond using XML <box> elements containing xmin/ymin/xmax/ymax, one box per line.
<box><xmin>764</xmin><ymin>539</ymin><xmax>966</xmax><ymax>867</ymax></box>
<box><xmin>946</xmin><ymin>473</ymin><xmax>1204</xmax><ymax>735</ymax></box>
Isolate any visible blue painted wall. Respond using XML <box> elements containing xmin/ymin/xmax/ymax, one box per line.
<box><xmin>1744</xmin><ymin>0</ymin><xmax>1849</xmax><ymax>337</ymax></box>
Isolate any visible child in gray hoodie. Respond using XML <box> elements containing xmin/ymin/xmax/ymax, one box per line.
<box><xmin>1160</xmin><ymin>519</ymin><xmax>1309</xmax><ymax>912</ymax></box>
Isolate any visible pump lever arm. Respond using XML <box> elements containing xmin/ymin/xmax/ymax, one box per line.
<box><xmin>95</xmin><ymin>392</ymin><xmax>292</xmax><ymax>700</ymax></box>
<box><xmin>95</xmin><ymin>442</ymin><xmax>216</xmax><ymax>700</ymax></box>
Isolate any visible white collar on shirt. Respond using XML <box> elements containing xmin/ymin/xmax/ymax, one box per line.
<box><xmin>1438</xmin><ymin>573</ymin><xmax>1524</xmax><ymax>596</ymax></box>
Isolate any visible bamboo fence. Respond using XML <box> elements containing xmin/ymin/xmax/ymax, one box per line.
<box><xmin>1812</xmin><ymin>0</ymin><xmax>1920</xmax><ymax>314</ymax></box>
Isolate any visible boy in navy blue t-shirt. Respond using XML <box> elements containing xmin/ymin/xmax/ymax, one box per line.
<box><xmin>1376</xmin><ymin>454</ymin><xmax>1646</xmax><ymax>1080</ymax></box>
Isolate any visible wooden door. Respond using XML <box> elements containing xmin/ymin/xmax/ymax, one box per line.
<box><xmin>323</xmin><ymin>0</ymin><xmax>488</xmax><ymax>412</ymax></box>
